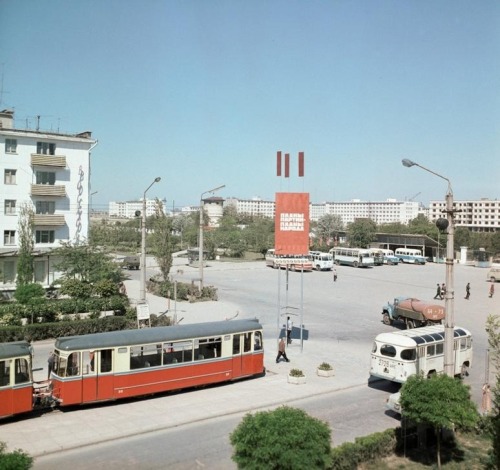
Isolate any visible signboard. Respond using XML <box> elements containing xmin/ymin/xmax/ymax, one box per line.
<box><xmin>136</xmin><ymin>302</ymin><xmax>150</xmax><ymax>321</ymax></box>
<box><xmin>274</xmin><ymin>192</ymin><xmax>310</xmax><ymax>255</ymax></box>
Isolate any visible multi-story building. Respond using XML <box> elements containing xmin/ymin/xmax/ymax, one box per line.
<box><xmin>109</xmin><ymin>198</ymin><xmax>167</xmax><ymax>218</ymax></box>
<box><xmin>0</xmin><ymin>109</ymin><xmax>97</xmax><ymax>289</ymax></box>
<box><xmin>429</xmin><ymin>199</ymin><xmax>500</xmax><ymax>232</ymax></box>
<box><xmin>226</xmin><ymin>197</ymin><xmax>420</xmax><ymax>225</ymax></box>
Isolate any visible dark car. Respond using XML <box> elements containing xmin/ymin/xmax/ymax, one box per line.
<box><xmin>122</xmin><ymin>256</ymin><xmax>140</xmax><ymax>270</ymax></box>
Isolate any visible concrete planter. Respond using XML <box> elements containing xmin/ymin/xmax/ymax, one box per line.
<box><xmin>317</xmin><ymin>368</ymin><xmax>335</xmax><ymax>377</ymax></box>
<box><xmin>288</xmin><ymin>374</ymin><xmax>306</xmax><ymax>385</ymax></box>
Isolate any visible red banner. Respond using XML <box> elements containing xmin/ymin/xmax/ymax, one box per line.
<box><xmin>274</xmin><ymin>193</ymin><xmax>310</xmax><ymax>255</ymax></box>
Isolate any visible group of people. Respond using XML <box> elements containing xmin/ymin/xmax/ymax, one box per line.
<box><xmin>433</xmin><ymin>283</ymin><xmax>447</xmax><ymax>300</ymax></box>
<box><xmin>434</xmin><ymin>281</ymin><xmax>495</xmax><ymax>301</ymax></box>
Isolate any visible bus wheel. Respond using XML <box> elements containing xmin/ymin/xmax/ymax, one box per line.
<box><xmin>460</xmin><ymin>364</ymin><xmax>469</xmax><ymax>379</ymax></box>
<box><xmin>406</xmin><ymin>320</ymin><xmax>415</xmax><ymax>329</ymax></box>
<box><xmin>353</xmin><ymin>261</ymin><xmax>359</xmax><ymax>268</ymax></box>
<box><xmin>335</xmin><ymin>260</ymin><xmax>340</xmax><ymax>265</ymax></box>
<box><xmin>316</xmin><ymin>265</ymin><xmax>321</xmax><ymax>271</ymax></box>
<box><xmin>382</xmin><ymin>313</ymin><xmax>391</xmax><ymax>325</ymax></box>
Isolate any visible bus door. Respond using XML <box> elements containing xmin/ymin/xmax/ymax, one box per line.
<box><xmin>416</xmin><ymin>346</ymin><xmax>426</xmax><ymax>376</ymax></box>
<box><xmin>231</xmin><ymin>333</ymin><xmax>254</xmax><ymax>378</ymax></box>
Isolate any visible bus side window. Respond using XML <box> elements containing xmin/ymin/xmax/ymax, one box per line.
<box><xmin>436</xmin><ymin>343</ymin><xmax>444</xmax><ymax>355</ymax></box>
<box><xmin>427</xmin><ymin>345</ymin><xmax>435</xmax><ymax>357</ymax></box>
<box><xmin>0</xmin><ymin>360</ymin><xmax>10</xmax><ymax>386</ymax></box>
<box><xmin>400</xmin><ymin>349</ymin><xmax>416</xmax><ymax>361</ymax></box>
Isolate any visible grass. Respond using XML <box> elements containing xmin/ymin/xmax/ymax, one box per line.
<box><xmin>360</xmin><ymin>431</ymin><xmax>491</xmax><ymax>469</ymax></box>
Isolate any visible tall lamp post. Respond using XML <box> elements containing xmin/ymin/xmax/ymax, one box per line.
<box><xmin>402</xmin><ymin>158</ymin><xmax>455</xmax><ymax>377</ymax></box>
<box><xmin>140</xmin><ymin>177</ymin><xmax>161</xmax><ymax>302</ymax></box>
<box><xmin>199</xmin><ymin>184</ymin><xmax>225</xmax><ymax>290</ymax></box>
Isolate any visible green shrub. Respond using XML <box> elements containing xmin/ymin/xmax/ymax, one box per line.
<box><xmin>94</xmin><ymin>279</ymin><xmax>119</xmax><ymax>297</ymax></box>
<box><xmin>59</xmin><ymin>279</ymin><xmax>93</xmax><ymax>298</ymax></box>
<box><xmin>318</xmin><ymin>362</ymin><xmax>333</xmax><ymax>371</ymax></box>
<box><xmin>0</xmin><ymin>442</ymin><xmax>33</xmax><ymax>469</ymax></box>
<box><xmin>13</xmin><ymin>283</ymin><xmax>45</xmax><ymax>304</ymax></box>
<box><xmin>230</xmin><ymin>406</ymin><xmax>332</xmax><ymax>469</ymax></box>
<box><xmin>289</xmin><ymin>368</ymin><xmax>305</xmax><ymax>377</ymax></box>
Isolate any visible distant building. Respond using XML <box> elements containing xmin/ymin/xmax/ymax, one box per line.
<box><xmin>429</xmin><ymin>199</ymin><xmax>500</xmax><ymax>232</ymax></box>
<box><xmin>0</xmin><ymin>109</ymin><xmax>97</xmax><ymax>289</ymax></box>
<box><xmin>109</xmin><ymin>198</ymin><xmax>167</xmax><ymax>218</ymax></box>
<box><xmin>225</xmin><ymin>197</ymin><xmax>275</xmax><ymax>219</ymax></box>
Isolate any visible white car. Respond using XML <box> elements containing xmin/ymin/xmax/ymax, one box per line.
<box><xmin>385</xmin><ymin>391</ymin><xmax>401</xmax><ymax>415</ymax></box>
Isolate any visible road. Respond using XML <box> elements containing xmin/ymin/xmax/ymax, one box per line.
<box><xmin>34</xmin><ymin>382</ymin><xmax>400</xmax><ymax>470</ymax></box>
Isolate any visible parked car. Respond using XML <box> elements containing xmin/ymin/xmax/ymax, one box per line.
<box><xmin>487</xmin><ymin>267</ymin><xmax>500</xmax><ymax>282</ymax></box>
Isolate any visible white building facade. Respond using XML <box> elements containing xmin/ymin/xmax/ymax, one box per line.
<box><xmin>0</xmin><ymin>109</ymin><xmax>97</xmax><ymax>289</ymax></box>
<box><xmin>109</xmin><ymin>198</ymin><xmax>167</xmax><ymax>218</ymax></box>
<box><xmin>429</xmin><ymin>199</ymin><xmax>500</xmax><ymax>232</ymax></box>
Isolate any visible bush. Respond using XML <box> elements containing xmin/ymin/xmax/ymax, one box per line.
<box><xmin>94</xmin><ymin>279</ymin><xmax>119</xmax><ymax>297</ymax></box>
<box><xmin>14</xmin><ymin>283</ymin><xmax>45</xmax><ymax>304</ymax></box>
<box><xmin>59</xmin><ymin>279</ymin><xmax>93</xmax><ymax>298</ymax></box>
<box><xmin>0</xmin><ymin>442</ymin><xmax>33</xmax><ymax>469</ymax></box>
<box><xmin>230</xmin><ymin>406</ymin><xmax>332</xmax><ymax>469</ymax></box>
<box><xmin>289</xmin><ymin>368</ymin><xmax>305</xmax><ymax>377</ymax></box>
<box><xmin>318</xmin><ymin>362</ymin><xmax>332</xmax><ymax>371</ymax></box>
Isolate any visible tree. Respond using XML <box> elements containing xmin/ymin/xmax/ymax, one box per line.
<box><xmin>399</xmin><ymin>374</ymin><xmax>479</xmax><ymax>469</ymax></box>
<box><xmin>230</xmin><ymin>406</ymin><xmax>332</xmax><ymax>470</ymax></box>
<box><xmin>16</xmin><ymin>202</ymin><xmax>35</xmax><ymax>285</ymax></box>
<box><xmin>149</xmin><ymin>199</ymin><xmax>174</xmax><ymax>280</ymax></box>
<box><xmin>52</xmin><ymin>241</ymin><xmax>122</xmax><ymax>284</ymax></box>
<box><xmin>486</xmin><ymin>314</ymin><xmax>500</xmax><ymax>469</ymax></box>
<box><xmin>347</xmin><ymin>218</ymin><xmax>377</xmax><ymax>248</ymax></box>
<box><xmin>314</xmin><ymin>214</ymin><xmax>344</xmax><ymax>248</ymax></box>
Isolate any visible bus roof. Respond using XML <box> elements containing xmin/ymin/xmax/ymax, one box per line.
<box><xmin>55</xmin><ymin>318</ymin><xmax>262</xmax><ymax>351</ymax></box>
<box><xmin>374</xmin><ymin>325</ymin><xmax>471</xmax><ymax>347</ymax></box>
<box><xmin>0</xmin><ymin>341</ymin><xmax>31</xmax><ymax>360</ymax></box>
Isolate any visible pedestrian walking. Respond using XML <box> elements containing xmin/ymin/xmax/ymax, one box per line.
<box><xmin>489</xmin><ymin>283</ymin><xmax>495</xmax><ymax>298</ymax></box>
<box><xmin>286</xmin><ymin>316</ymin><xmax>293</xmax><ymax>345</ymax></box>
<box><xmin>47</xmin><ymin>351</ymin><xmax>55</xmax><ymax>379</ymax></box>
<box><xmin>465</xmin><ymin>282</ymin><xmax>470</xmax><ymax>300</ymax></box>
<box><xmin>440</xmin><ymin>283</ymin><xmax>446</xmax><ymax>300</ymax></box>
<box><xmin>276</xmin><ymin>337</ymin><xmax>290</xmax><ymax>363</ymax></box>
<box><xmin>333</xmin><ymin>268</ymin><xmax>338</xmax><ymax>282</ymax></box>
<box><xmin>433</xmin><ymin>283</ymin><xmax>441</xmax><ymax>300</ymax></box>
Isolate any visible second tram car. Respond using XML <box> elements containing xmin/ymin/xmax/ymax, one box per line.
<box><xmin>51</xmin><ymin>319</ymin><xmax>264</xmax><ymax>406</ymax></box>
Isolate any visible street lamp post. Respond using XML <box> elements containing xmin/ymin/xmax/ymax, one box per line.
<box><xmin>199</xmin><ymin>184</ymin><xmax>225</xmax><ymax>290</ymax></box>
<box><xmin>140</xmin><ymin>177</ymin><xmax>161</xmax><ymax>302</ymax></box>
<box><xmin>402</xmin><ymin>158</ymin><xmax>455</xmax><ymax>377</ymax></box>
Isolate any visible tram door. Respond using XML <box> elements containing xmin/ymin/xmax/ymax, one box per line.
<box><xmin>82</xmin><ymin>349</ymin><xmax>114</xmax><ymax>401</ymax></box>
<box><xmin>231</xmin><ymin>333</ymin><xmax>253</xmax><ymax>378</ymax></box>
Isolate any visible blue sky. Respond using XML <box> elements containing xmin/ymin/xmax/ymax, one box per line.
<box><xmin>1</xmin><ymin>0</ymin><xmax>499</xmax><ymax>211</ymax></box>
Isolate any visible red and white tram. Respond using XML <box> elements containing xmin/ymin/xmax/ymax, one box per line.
<box><xmin>51</xmin><ymin>318</ymin><xmax>264</xmax><ymax>406</ymax></box>
<box><xmin>0</xmin><ymin>341</ymin><xmax>34</xmax><ymax>418</ymax></box>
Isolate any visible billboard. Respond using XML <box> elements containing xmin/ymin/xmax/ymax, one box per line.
<box><xmin>274</xmin><ymin>192</ymin><xmax>310</xmax><ymax>255</ymax></box>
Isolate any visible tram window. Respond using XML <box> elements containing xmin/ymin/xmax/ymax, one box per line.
<box><xmin>436</xmin><ymin>343</ymin><xmax>444</xmax><ymax>355</ymax></box>
<box><xmin>164</xmin><ymin>341</ymin><xmax>192</xmax><ymax>364</ymax></box>
<box><xmin>196</xmin><ymin>337</ymin><xmax>222</xmax><ymax>360</ymax></box>
<box><xmin>460</xmin><ymin>338</ymin><xmax>467</xmax><ymax>351</ymax></box>
<box><xmin>82</xmin><ymin>351</ymin><xmax>94</xmax><ymax>375</ymax></box>
<box><xmin>67</xmin><ymin>352</ymin><xmax>80</xmax><ymax>376</ymax></box>
<box><xmin>254</xmin><ymin>331</ymin><xmax>262</xmax><ymax>350</ymax></box>
<box><xmin>427</xmin><ymin>345</ymin><xmax>435</xmax><ymax>357</ymax></box>
<box><xmin>100</xmin><ymin>349</ymin><xmax>112</xmax><ymax>373</ymax></box>
<box><xmin>380</xmin><ymin>345</ymin><xmax>396</xmax><ymax>358</ymax></box>
<box><xmin>243</xmin><ymin>333</ymin><xmax>252</xmax><ymax>353</ymax></box>
<box><xmin>0</xmin><ymin>360</ymin><xmax>10</xmax><ymax>386</ymax></box>
<box><xmin>233</xmin><ymin>335</ymin><xmax>241</xmax><ymax>355</ymax></box>
<box><xmin>15</xmin><ymin>358</ymin><xmax>30</xmax><ymax>383</ymax></box>
<box><xmin>400</xmin><ymin>349</ymin><xmax>416</xmax><ymax>361</ymax></box>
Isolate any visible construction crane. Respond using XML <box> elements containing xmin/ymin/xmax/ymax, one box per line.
<box><xmin>407</xmin><ymin>192</ymin><xmax>421</xmax><ymax>202</ymax></box>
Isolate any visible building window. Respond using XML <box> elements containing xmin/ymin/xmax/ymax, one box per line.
<box><xmin>2</xmin><ymin>261</ymin><xmax>15</xmax><ymax>283</ymax></box>
<box><xmin>36</xmin><ymin>171</ymin><xmax>56</xmax><ymax>185</ymax></box>
<box><xmin>36</xmin><ymin>142</ymin><xmax>56</xmax><ymax>155</ymax></box>
<box><xmin>4</xmin><ymin>230</ymin><xmax>15</xmax><ymax>245</ymax></box>
<box><xmin>36</xmin><ymin>230</ymin><xmax>55</xmax><ymax>243</ymax></box>
<box><xmin>36</xmin><ymin>201</ymin><xmax>55</xmax><ymax>214</ymax></box>
<box><xmin>4</xmin><ymin>169</ymin><xmax>16</xmax><ymax>184</ymax></box>
<box><xmin>5</xmin><ymin>139</ymin><xmax>17</xmax><ymax>153</ymax></box>
<box><xmin>5</xmin><ymin>200</ymin><xmax>16</xmax><ymax>215</ymax></box>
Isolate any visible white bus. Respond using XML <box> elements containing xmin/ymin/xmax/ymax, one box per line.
<box><xmin>265</xmin><ymin>249</ymin><xmax>313</xmax><ymax>272</ymax></box>
<box><xmin>395</xmin><ymin>248</ymin><xmax>426</xmax><ymax>265</ymax></box>
<box><xmin>380</xmin><ymin>249</ymin><xmax>399</xmax><ymax>265</ymax></box>
<box><xmin>329</xmin><ymin>247</ymin><xmax>374</xmax><ymax>268</ymax></box>
<box><xmin>370</xmin><ymin>325</ymin><xmax>472</xmax><ymax>383</ymax></box>
<box><xmin>309</xmin><ymin>251</ymin><xmax>333</xmax><ymax>271</ymax></box>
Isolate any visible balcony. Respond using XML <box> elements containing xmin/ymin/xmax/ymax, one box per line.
<box><xmin>31</xmin><ymin>154</ymin><xmax>67</xmax><ymax>168</ymax></box>
<box><xmin>31</xmin><ymin>184</ymin><xmax>66</xmax><ymax>197</ymax></box>
<box><xmin>33</xmin><ymin>214</ymin><xmax>66</xmax><ymax>226</ymax></box>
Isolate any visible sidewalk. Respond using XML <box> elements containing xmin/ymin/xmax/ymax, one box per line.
<box><xmin>4</xmin><ymin>271</ymin><xmax>364</xmax><ymax>458</ymax></box>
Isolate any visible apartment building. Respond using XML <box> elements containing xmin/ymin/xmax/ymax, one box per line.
<box><xmin>109</xmin><ymin>198</ymin><xmax>167</xmax><ymax>218</ymax></box>
<box><xmin>225</xmin><ymin>197</ymin><xmax>276</xmax><ymax>219</ymax></box>
<box><xmin>429</xmin><ymin>199</ymin><xmax>500</xmax><ymax>232</ymax></box>
<box><xmin>0</xmin><ymin>109</ymin><xmax>97</xmax><ymax>288</ymax></box>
